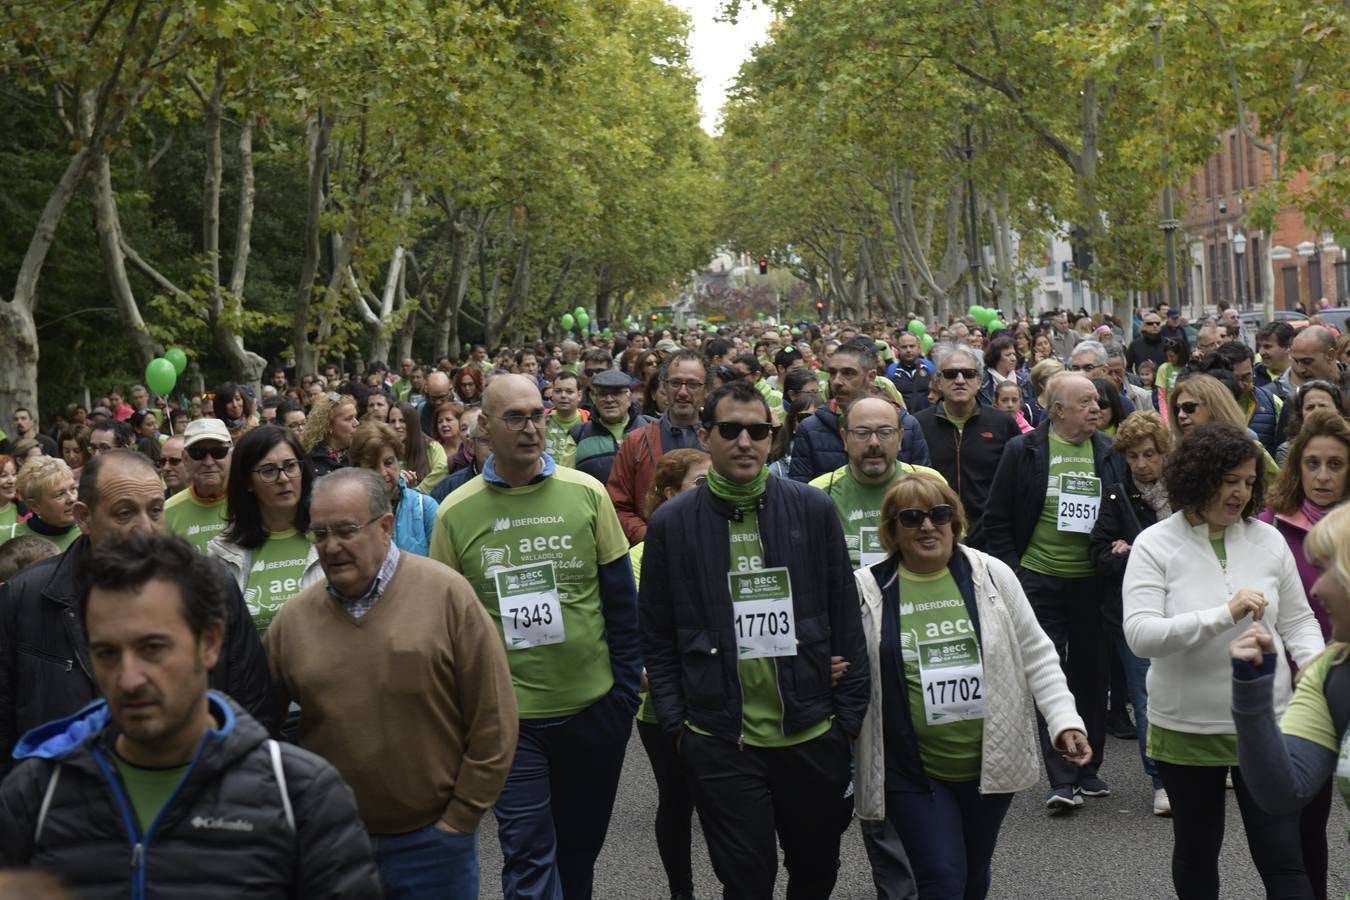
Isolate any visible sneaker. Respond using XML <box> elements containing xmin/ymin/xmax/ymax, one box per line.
<box><xmin>1153</xmin><ymin>788</ymin><xmax>1172</xmax><ymax>817</ymax></box>
<box><xmin>1078</xmin><ymin>776</ymin><xmax>1112</xmax><ymax>797</ymax></box>
<box><xmin>1045</xmin><ymin>786</ymin><xmax>1083</xmax><ymax>811</ymax></box>
<box><xmin>1107</xmin><ymin>709</ymin><xmax>1137</xmax><ymax>740</ymax></box>
<box><xmin>1225</xmin><ymin>770</ymin><xmax>1234</xmax><ymax>790</ymax></box>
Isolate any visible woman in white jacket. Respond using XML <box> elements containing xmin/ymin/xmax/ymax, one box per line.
<box><xmin>1124</xmin><ymin>422</ymin><xmax>1324</xmax><ymax>900</ymax></box>
<box><xmin>207</xmin><ymin>426</ymin><xmax>322</xmax><ymax>637</ymax></box>
<box><xmin>854</xmin><ymin>472</ymin><xmax>1088</xmax><ymax>900</ymax></box>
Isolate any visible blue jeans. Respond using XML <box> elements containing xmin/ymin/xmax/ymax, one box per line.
<box><xmin>369</xmin><ymin>824</ymin><xmax>478</xmax><ymax>900</ymax></box>
<box><xmin>886</xmin><ymin>780</ymin><xmax>1014</xmax><ymax>900</ymax></box>
<box><xmin>495</xmin><ymin>689</ymin><xmax>633</xmax><ymax>900</ymax></box>
<box><xmin>1115</xmin><ymin>636</ymin><xmax>1162</xmax><ymax>790</ymax></box>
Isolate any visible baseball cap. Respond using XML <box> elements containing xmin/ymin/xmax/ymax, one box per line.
<box><xmin>182</xmin><ymin>418</ymin><xmax>233</xmax><ymax>448</ymax></box>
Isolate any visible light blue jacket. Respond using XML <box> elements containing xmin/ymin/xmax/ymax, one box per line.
<box><xmin>394</xmin><ymin>478</ymin><xmax>439</xmax><ymax>556</ymax></box>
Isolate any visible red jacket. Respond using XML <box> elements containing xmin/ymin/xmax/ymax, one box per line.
<box><xmin>607</xmin><ymin>420</ymin><xmax>666</xmax><ymax>545</ymax></box>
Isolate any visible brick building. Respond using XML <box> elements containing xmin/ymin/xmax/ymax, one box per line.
<box><xmin>1178</xmin><ymin>125</ymin><xmax>1347</xmax><ymax>314</ymax></box>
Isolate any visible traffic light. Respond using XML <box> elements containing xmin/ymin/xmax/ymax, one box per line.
<box><xmin>758</xmin><ymin>259</ymin><xmax>768</xmax><ymax>275</ymax></box>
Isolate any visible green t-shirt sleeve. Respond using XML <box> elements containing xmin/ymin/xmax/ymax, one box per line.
<box><xmin>428</xmin><ymin>505</ymin><xmax>461</xmax><ymax>572</ymax></box>
<box><xmin>594</xmin><ymin>486</ymin><xmax>629</xmax><ymax>566</ymax></box>
<box><xmin>1281</xmin><ymin>652</ymin><xmax>1341</xmax><ymax>752</ymax></box>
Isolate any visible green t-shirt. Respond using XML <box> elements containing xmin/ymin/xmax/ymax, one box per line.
<box><xmin>0</xmin><ymin>502</ymin><xmax>19</xmax><ymax>538</ymax></box>
<box><xmin>112</xmin><ymin>753</ymin><xmax>189</xmax><ymax>834</ymax></box>
<box><xmin>10</xmin><ymin>519</ymin><xmax>81</xmax><ymax>553</ymax></box>
<box><xmin>545</xmin><ymin>412</ymin><xmax>581</xmax><ymax>469</ymax></box>
<box><xmin>810</xmin><ymin>463</ymin><xmax>948</xmax><ymax>568</ymax></box>
<box><xmin>898</xmin><ymin>566</ymin><xmax>984</xmax><ymax>781</ymax></box>
<box><xmin>721</xmin><ymin>511</ymin><xmax>830</xmax><ymax>748</ymax></box>
<box><xmin>244</xmin><ymin>529</ymin><xmax>313</xmax><ymax>636</ymax></box>
<box><xmin>163</xmin><ymin>489</ymin><xmax>228</xmax><ymax>554</ymax></box>
<box><xmin>1281</xmin><ymin>649</ymin><xmax>1342</xmax><ymax>752</ymax></box>
<box><xmin>1209</xmin><ymin>530</ymin><xmax>1227</xmax><ymax>570</ymax></box>
<box><xmin>1148</xmin><ymin>724</ymin><xmax>1237</xmax><ymax>766</ymax></box>
<box><xmin>1020</xmin><ymin>432</ymin><xmax>1098</xmax><ymax>579</ymax></box>
<box><xmin>429</xmin><ymin>466</ymin><xmax>628</xmax><ymax>718</ymax></box>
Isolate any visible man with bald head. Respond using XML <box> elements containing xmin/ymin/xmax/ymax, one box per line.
<box><xmin>419</xmin><ymin>370</ymin><xmax>455</xmax><ymax>439</ymax></box>
<box><xmin>0</xmin><ymin>450</ymin><xmax>273</xmax><ymax>778</ymax></box>
<box><xmin>1289</xmin><ymin>325</ymin><xmax>1350</xmax><ymax>392</ymax></box>
<box><xmin>429</xmin><ymin>374</ymin><xmax>640</xmax><ymax>900</ymax></box>
<box><xmin>983</xmin><ymin>373</ymin><xmax>1124</xmax><ymax>812</ymax></box>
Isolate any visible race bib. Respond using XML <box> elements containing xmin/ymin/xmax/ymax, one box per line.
<box><xmin>917</xmin><ymin>635</ymin><xmax>987</xmax><ymax>725</ymax></box>
<box><xmin>858</xmin><ymin>527</ymin><xmax>886</xmax><ymax>568</ymax></box>
<box><xmin>1056</xmin><ymin>473</ymin><xmax>1101</xmax><ymax>534</ymax></box>
<box><xmin>728</xmin><ymin>567</ymin><xmax>797</xmax><ymax>660</ymax></box>
<box><xmin>495</xmin><ymin>562</ymin><xmax>565</xmax><ymax>650</ymax></box>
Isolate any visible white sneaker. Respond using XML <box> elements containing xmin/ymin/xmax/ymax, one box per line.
<box><xmin>1153</xmin><ymin>788</ymin><xmax>1172</xmax><ymax>817</ymax></box>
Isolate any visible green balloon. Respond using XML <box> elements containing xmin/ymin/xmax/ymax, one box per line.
<box><xmin>602</xmin><ymin>327</ymin><xmax>613</xmax><ymax>337</ymax></box>
<box><xmin>463</xmin><ymin>342</ymin><xmax>471</xmax><ymax>352</ymax></box>
<box><xmin>707</xmin><ymin>324</ymin><xmax>719</xmax><ymax>334</ymax></box>
<box><xmin>145</xmin><ymin>357</ymin><xmax>177</xmax><ymax>396</ymax></box>
<box><xmin>560</xmin><ymin>313</ymin><xmax>575</xmax><ymax>330</ymax></box>
<box><xmin>164</xmin><ymin>347</ymin><xmax>188</xmax><ymax>375</ymax></box>
<box><xmin>576</xmin><ymin>311</ymin><xmax>591</xmax><ymax>329</ymax></box>
<box><xmin>907</xmin><ymin>319</ymin><xmax>927</xmax><ymax>336</ymax></box>
<box><xmin>574</xmin><ymin>306</ymin><xmax>586</xmax><ymax>317</ymax></box>
<box><xmin>920</xmin><ymin>334</ymin><xmax>934</xmax><ymax>353</ymax></box>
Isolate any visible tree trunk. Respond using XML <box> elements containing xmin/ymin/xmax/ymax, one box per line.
<box><xmin>93</xmin><ymin>150</ymin><xmax>161</xmax><ymax>368</ymax></box>
<box><xmin>293</xmin><ymin>110</ymin><xmax>331</xmax><ymax>376</ymax></box>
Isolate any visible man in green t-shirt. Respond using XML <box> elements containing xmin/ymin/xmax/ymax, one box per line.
<box><xmin>163</xmin><ymin>418</ymin><xmax>232</xmax><ymax>554</ymax></box>
<box><xmin>544</xmin><ymin>370</ymin><xmax>586</xmax><ymax>468</ymax></box>
<box><xmin>640</xmin><ymin>379</ymin><xmax>868</xmax><ymax>900</ymax></box>
<box><xmin>429</xmin><ymin>374</ymin><xmax>640</xmax><ymax>900</ymax></box>
<box><xmin>983</xmin><ymin>372</ymin><xmax>1126</xmax><ymax>812</ymax></box>
<box><xmin>811</xmin><ymin>396</ymin><xmax>946</xmax><ymax>568</ymax></box>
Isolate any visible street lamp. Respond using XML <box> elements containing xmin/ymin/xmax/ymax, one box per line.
<box><xmin>1232</xmin><ymin>232</ymin><xmax>1247</xmax><ymax>310</ymax></box>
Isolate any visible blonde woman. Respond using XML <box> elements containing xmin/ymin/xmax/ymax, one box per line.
<box><xmin>1169</xmin><ymin>373</ymin><xmax>1279</xmax><ymax>482</ymax></box>
<box><xmin>10</xmin><ymin>457</ymin><xmax>80</xmax><ymax>551</ymax></box>
<box><xmin>301</xmin><ymin>392</ymin><xmax>359</xmax><ymax>477</ymax></box>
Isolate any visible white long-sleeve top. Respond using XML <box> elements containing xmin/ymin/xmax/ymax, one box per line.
<box><xmin>1123</xmin><ymin>511</ymin><xmax>1324</xmax><ymax>734</ymax></box>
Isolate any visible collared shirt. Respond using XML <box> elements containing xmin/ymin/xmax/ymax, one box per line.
<box><xmin>328</xmin><ymin>542</ymin><xmax>401</xmax><ymax>618</ymax></box>
<box><xmin>660</xmin><ymin>412</ymin><xmax>702</xmax><ymax>454</ymax></box>
<box><xmin>482</xmin><ymin>451</ymin><xmax>556</xmax><ymax>488</ymax></box>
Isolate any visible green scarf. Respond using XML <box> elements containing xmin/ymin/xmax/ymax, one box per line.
<box><xmin>707</xmin><ymin>465</ymin><xmax>769</xmax><ymax>513</ymax></box>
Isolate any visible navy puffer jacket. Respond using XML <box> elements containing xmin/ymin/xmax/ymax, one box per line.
<box><xmin>787</xmin><ymin>402</ymin><xmax>930</xmax><ymax>482</ymax></box>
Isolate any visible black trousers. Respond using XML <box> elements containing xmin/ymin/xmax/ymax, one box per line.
<box><xmin>637</xmin><ymin>719</ymin><xmax>695</xmax><ymax>895</ymax></box>
<box><xmin>1157</xmin><ymin>761</ymin><xmax>1312</xmax><ymax>900</ymax></box>
<box><xmin>681</xmin><ymin>722</ymin><xmax>854</xmax><ymax>900</ymax></box>
<box><xmin>1017</xmin><ymin>569</ymin><xmax>1107</xmax><ymax>787</ymax></box>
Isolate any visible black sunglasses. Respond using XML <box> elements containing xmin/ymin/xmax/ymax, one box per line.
<box><xmin>186</xmin><ymin>445</ymin><xmax>230</xmax><ymax>461</ymax></box>
<box><xmin>940</xmin><ymin>368</ymin><xmax>978</xmax><ymax>381</ymax></box>
<box><xmin>708</xmin><ymin>421</ymin><xmax>772</xmax><ymax>441</ymax></box>
<box><xmin>895</xmin><ymin>505</ymin><xmax>954</xmax><ymax>529</ymax></box>
<box><xmin>1178</xmin><ymin>400</ymin><xmax>1202</xmax><ymax>415</ymax></box>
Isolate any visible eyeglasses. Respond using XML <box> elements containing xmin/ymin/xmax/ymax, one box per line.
<box><xmin>894</xmin><ymin>505</ymin><xmax>954</xmax><ymax>529</ymax></box>
<box><xmin>425</xmin><ymin>393</ymin><xmax>451</xmax><ymax>405</ymax></box>
<box><xmin>1178</xmin><ymin>400</ymin><xmax>1202</xmax><ymax>415</ymax></box>
<box><xmin>1142</xmin><ymin>320</ymin><xmax>1161</xmax><ymax>326</ymax></box>
<box><xmin>307</xmin><ymin>514</ymin><xmax>383</xmax><ymax>544</ymax></box>
<box><xmin>665</xmin><ymin>379</ymin><xmax>705</xmax><ymax>392</ymax></box>
<box><xmin>253</xmin><ymin>459</ymin><xmax>302</xmax><ymax>483</ymax></box>
<box><xmin>1067</xmin><ymin>363</ymin><xmax>1104</xmax><ymax>373</ymax></box>
<box><xmin>186</xmin><ymin>445</ymin><xmax>230</xmax><ymax>461</ymax></box>
<box><xmin>709</xmin><ymin>421</ymin><xmax>772</xmax><ymax>441</ymax></box>
<box><xmin>939</xmin><ymin>368</ymin><xmax>978</xmax><ymax>381</ymax></box>
<box><xmin>156</xmin><ymin>456</ymin><xmax>184</xmax><ymax>468</ymax></box>
<box><xmin>497</xmin><ymin>411</ymin><xmax>548</xmax><ymax>431</ymax></box>
<box><xmin>846</xmin><ymin>426</ymin><xmax>900</xmax><ymax>441</ymax></box>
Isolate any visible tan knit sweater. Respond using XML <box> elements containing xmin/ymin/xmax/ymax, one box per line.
<box><xmin>264</xmin><ymin>552</ymin><xmax>519</xmax><ymax>833</ymax></box>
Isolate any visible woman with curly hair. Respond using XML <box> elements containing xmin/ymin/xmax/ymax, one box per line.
<box><xmin>1124</xmin><ymin>422</ymin><xmax>1324</xmax><ymax>899</ymax></box>
<box><xmin>301</xmin><ymin>392</ymin><xmax>359</xmax><ymax>477</ymax></box>
<box><xmin>453</xmin><ymin>367</ymin><xmax>484</xmax><ymax>407</ymax></box>
<box><xmin>1274</xmin><ymin>379</ymin><xmax>1346</xmax><ymax>466</ymax></box>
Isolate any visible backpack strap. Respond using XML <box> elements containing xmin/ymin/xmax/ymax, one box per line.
<box><xmin>34</xmin><ymin>763</ymin><xmax>62</xmax><ymax>844</ymax></box>
<box><xmin>1322</xmin><ymin>659</ymin><xmax>1350</xmax><ymax>741</ymax></box>
<box><xmin>268</xmin><ymin>739</ymin><xmax>295</xmax><ymax>832</ymax></box>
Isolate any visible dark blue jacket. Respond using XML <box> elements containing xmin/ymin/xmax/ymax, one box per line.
<box><xmin>1246</xmin><ymin>386</ymin><xmax>1283</xmax><ymax>456</ymax></box>
<box><xmin>0</xmin><ymin>693</ymin><xmax>380</xmax><ymax>898</ymax></box>
<box><xmin>787</xmin><ymin>402</ymin><xmax>930</xmax><ymax>483</ymax></box>
<box><xmin>429</xmin><ymin>462</ymin><xmax>479</xmax><ymax>504</ymax></box>
<box><xmin>569</xmin><ymin>407</ymin><xmax>652</xmax><ymax>485</ymax></box>
<box><xmin>981</xmin><ymin>422</ymin><xmax>1125</xmax><ymax>571</ymax></box>
<box><xmin>640</xmin><ymin>475</ymin><xmax>870</xmax><ymax>741</ymax></box>
<box><xmin>889</xmin><ymin>362</ymin><xmax>933</xmax><ymax>414</ymax></box>
<box><xmin>869</xmin><ymin>551</ymin><xmax>983</xmax><ymax>792</ymax></box>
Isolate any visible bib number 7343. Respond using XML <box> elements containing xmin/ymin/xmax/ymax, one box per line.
<box><xmin>494</xmin><ymin>561</ymin><xmax>566</xmax><ymax>649</ymax></box>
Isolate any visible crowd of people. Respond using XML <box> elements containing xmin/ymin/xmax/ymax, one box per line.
<box><xmin>1</xmin><ymin>300</ymin><xmax>1350</xmax><ymax>900</ymax></box>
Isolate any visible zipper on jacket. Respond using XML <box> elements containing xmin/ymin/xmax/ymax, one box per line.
<box><xmin>16</xmin><ymin>643</ymin><xmax>74</xmax><ymax>671</ymax></box>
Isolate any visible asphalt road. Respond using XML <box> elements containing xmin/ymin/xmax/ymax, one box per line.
<box><xmin>478</xmin><ymin>730</ymin><xmax>1349</xmax><ymax>899</ymax></box>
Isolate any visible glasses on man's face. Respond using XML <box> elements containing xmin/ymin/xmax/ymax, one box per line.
<box><xmin>497</xmin><ymin>411</ymin><xmax>549</xmax><ymax>432</ymax></box>
<box><xmin>156</xmin><ymin>456</ymin><xmax>184</xmax><ymax>468</ymax></box>
<box><xmin>307</xmin><ymin>514</ymin><xmax>383</xmax><ymax>545</ymax></box>
<box><xmin>253</xmin><ymin>459</ymin><xmax>302</xmax><ymax>483</ymax></box>
<box><xmin>665</xmin><ymin>378</ymin><xmax>705</xmax><ymax>394</ymax></box>
<box><xmin>1068</xmin><ymin>363</ymin><xmax>1103</xmax><ymax>373</ymax></box>
<box><xmin>1142</xmin><ymin>320</ymin><xmax>1161</xmax><ymax>327</ymax></box>
<box><xmin>895</xmin><ymin>505</ymin><xmax>954</xmax><ymax>529</ymax></box>
<box><xmin>846</xmin><ymin>426</ymin><xmax>900</xmax><ymax>442</ymax></box>
<box><xmin>187</xmin><ymin>445</ymin><xmax>230</xmax><ymax>461</ymax></box>
<box><xmin>426</xmin><ymin>393</ymin><xmax>451</xmax><ymax>405</ymax></box>
<box><xmin>940</xmin><ymin>368</ymin><xmax>977</xmax><ymax>382</ymax></box>
<box><xmin>709</xmin><ymin>421</ymin><xmax>772</xmax><ymax>441</ymax></box>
